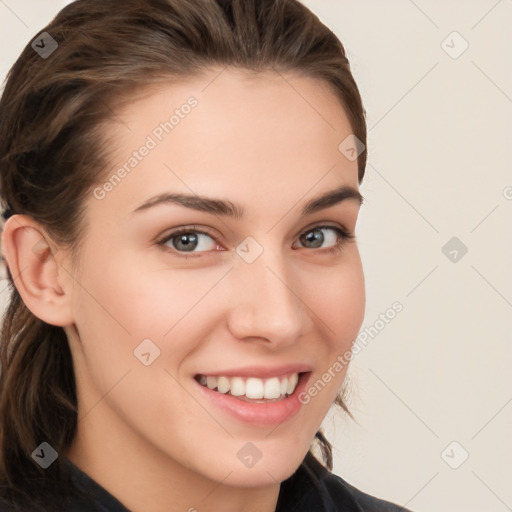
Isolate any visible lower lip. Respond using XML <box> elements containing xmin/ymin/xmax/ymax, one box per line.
<box><xmin>195</xmin><ymin>373</ymin><xmax>311</xmax><ymax>427</ymax></box>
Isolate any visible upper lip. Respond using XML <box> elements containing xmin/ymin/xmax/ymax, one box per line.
<box><xmin>195</xmin><ymin>363</ymin><xmax>313</xmax><ymax>379</ymax></box>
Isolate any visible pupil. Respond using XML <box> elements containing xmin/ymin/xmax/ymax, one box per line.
<box><xmin>304</xmin><ymin>229</ymin><xmax>323</xmax><ymax>248</ymax></box>
<box><xmin>176</xmin><ymin>233</ymin><xmax>197</xmax><ymax>251</ymax></box>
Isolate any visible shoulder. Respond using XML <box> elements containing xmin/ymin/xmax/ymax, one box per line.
<box><xmin>278</xmin><ymin>452</ymin><xmax>414</xmax><ymax>512</ymax></box>
<box><xmin>321</xmin><ymin>470</ymin><xmax>413</xmax><ymax>511</ymax></box>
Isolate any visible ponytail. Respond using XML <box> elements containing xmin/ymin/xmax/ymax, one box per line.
<box><xmin>0</xmin><ymin>280</ymin><xmax>88</xmax><ymax>510</ymax></box>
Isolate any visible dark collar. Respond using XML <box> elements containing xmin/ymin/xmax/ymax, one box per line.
<box><xmin>276</xmin><ymin>452</ymin><xmax>364</xmax><ymax>512</ymax></box>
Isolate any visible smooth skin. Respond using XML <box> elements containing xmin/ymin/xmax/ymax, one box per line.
<box><xmin>2</xmin><ymin>67</ymin><xmax>366</xmax><ymax>512</ymax></box>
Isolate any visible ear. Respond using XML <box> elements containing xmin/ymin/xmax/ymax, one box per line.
<box><xmin>1</xmin><ymin>214</ymin><xmax>74</xmax><ymax>327</ymax></box>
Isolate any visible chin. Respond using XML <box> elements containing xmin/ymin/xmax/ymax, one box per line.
<box><xmin>218</xmin><ymin>444</ymin><xmax>310</xmax><ymax>488</ymax></box>
<box><xmin>222</xmin><ymin>465</ymin><xmax>300</xmax><ymax>488</ymax></box>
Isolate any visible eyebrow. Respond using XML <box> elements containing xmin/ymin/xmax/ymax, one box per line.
<box><xmin>131</xmin><ymin>184</ymin><xmax>364</xmax><ymax>219</ymax></box>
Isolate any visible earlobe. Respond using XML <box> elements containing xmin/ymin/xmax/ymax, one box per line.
<box><xmin>1</xmin><ymin>214</ymin><xmax>74</xmax><ymax>327</ymax></box>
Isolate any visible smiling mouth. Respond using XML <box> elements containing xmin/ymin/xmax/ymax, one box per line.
<box><xmin>194</xmin><ymin>372</ymin><xmax>307</xmax><ymax>403</ymax></box>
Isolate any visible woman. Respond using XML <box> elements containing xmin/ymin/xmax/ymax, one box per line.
<box><xmin>0</xmin><ymin>0</ymin><xmax>414</xmax><ymax>511</ymax></box>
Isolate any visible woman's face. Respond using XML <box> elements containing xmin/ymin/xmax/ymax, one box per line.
<box><xmin>63</xmin><ymin>68</ymin><xmax>365</xmax><ymax>487</ymax></box>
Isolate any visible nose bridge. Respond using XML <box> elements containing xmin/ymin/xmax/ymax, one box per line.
<box><xmin>228</xmin><ymin>241</ymin><xmax>305</xmax><ymax>343</ymax></box>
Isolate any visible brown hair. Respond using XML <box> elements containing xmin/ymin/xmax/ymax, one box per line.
<box><xmin>0</xmin><ymin>0</ymin><xmax>367</xmax><ymax>509</ymax></box>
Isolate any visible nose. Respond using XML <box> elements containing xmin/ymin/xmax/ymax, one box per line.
<box><xmin>226</xmin><ymin>246</ymin><xmax>307</xmax><ymax>349</ymax></box>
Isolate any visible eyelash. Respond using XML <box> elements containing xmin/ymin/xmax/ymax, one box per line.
<box><xmin>157</xmin><ymin>224</ymin><xmax>355</xmax><ymax>259</ymax></box>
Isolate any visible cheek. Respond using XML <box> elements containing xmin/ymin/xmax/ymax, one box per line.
<box><xmin>71</xmin><ymin>253</ymin><xmax>231</xmax><ymax>398</ymax></box>
<box><xmin>307</xmin><ymin>253</ymin><xmax>366</xmax><ymax>347</ymax></box>
<box><xmin>74</xmin><ymin>250</ymin><xmax>202</xmax><ymax>340</ymax></box>
<box><xmin>299</xmin><ymin>254</ymin><xmax>364</xmax><ymax>406</ymax></box>
<box><xmin>69</xmin><ymin>255</ymin><xmax>183</xmax><ymax>388</ymax></box>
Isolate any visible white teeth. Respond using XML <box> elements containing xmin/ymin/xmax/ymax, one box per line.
<box><xmin>280</xmin><ymin>377</ymin><xmax>288</xmax><ymax>396</ymax></box>
<box><xmin>264</xmin><ymin>377</ymin><xmax>281</xmax><ymax>399</ymax></box>
<box><xmin>217</xmin><ymin>376</ymin><xmax>230</xmax><ymax>394</ymax></box>
<box><xmin>286</xmin><ymin>373</ymin><xmax>298</xmax><ymax>395</ymax></box>
<box><xmin>245</xmin><ymin>378</ymin><xmax>264</xmax><ymax>399</ymax></box>
<box><xmin>197</xmin><ymin>372</ymin><xmax>300</xmax><ymax>399</ymax></box>
<box><xmin>230</xmin><ymin>377</ymin><xmax>245</xmax><ymax>396</ymax></box>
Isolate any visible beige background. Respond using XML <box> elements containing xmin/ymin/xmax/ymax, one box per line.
<box><xmin>1</xmin><ymin>1</ymin><xmax>511</xmax><ymax>511</ymax></box>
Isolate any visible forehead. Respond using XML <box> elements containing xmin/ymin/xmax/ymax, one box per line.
<box><xmin>92</xmin><ymin>67</ymin><xmax>359</xmax><ymax>221</ymax></box>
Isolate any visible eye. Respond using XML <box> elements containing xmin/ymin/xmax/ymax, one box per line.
<box><xmin>157</xmin><ymin>225</ymin><xmax>219</xmax><ymax>257</ymax></box>
<box><xmin>295</xmin><ymin>225</ymin><xmax>355</xmax><ymax>254</ymax></box>
<box><xmin>157</xmin><ymin>224</ymin><xmax>355</xmax><ymax>258</ymax></box>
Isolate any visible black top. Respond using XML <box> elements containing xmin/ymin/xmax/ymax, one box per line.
<box><xmin>59</xmin><ymin>453</ymin><xmax>413</xmax><ymax>512</ymax></box>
